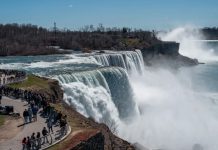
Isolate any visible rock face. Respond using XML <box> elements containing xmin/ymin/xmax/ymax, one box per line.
<box><xmin>60</xmin><ymin>103</ymin><xmax>135</xmax><ymax>150</ymax></box>
<box><xmin>142</xmin><ymin>41</ymin><xmax>180</xmax><ymax>56</ymax></box>
<box><xmin>67</xmin><ymin>130</ymin><xmax>104</xmax><ymax>150</ymax></box>
<box><xmin>66</xmin><ymin>127</ymin><xmax>135</xmax><ymax>150</ymax></box>
<box><xmin>141</xmin><ymin>41</ymin><xmax>199</xmax><ymax>68</ymax></box>
<box><xmin>45</xmin><ymin>77</ymin><xmax>63</xmax><ymax>102</ymax></box>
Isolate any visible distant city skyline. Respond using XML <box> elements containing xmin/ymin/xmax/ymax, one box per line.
<box><xmin>0</xmin><ymin>0</ymin><xmax>218</xmax><ymax>30</ymax></box>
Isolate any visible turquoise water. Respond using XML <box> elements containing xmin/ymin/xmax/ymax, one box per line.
<box><xmin>0</xmin><ymin>54</ymin><xmax>102</xmax><ymax>76</ymax></box>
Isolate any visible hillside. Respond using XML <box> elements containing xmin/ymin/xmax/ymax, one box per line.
<box><xmin>0</xmin><ymin>23</ymin><xmax>160</xmax><ymax>56</ymax></box>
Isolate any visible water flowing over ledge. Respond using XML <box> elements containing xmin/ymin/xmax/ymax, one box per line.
<box><xmin>91</xmin><ymin>50</ymin><xmax>144</xmax><ymax>74</ymax></box>
<box><xmin>51</xmin><ymin>50</ymin><xmax>144</xmax><ymax>123</ymax></box>
<box><xmin>55</xmin><ymin>67</ymin><xmax>139</xmax><ymax>122</ymax></box>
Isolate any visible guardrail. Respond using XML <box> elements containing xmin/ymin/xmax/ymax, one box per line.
<box><xmin>23</xmin><ymin>134</ymin><xmax>52</xmax><ymax>150</ymax></box>
<box><xmin>41</xmin><ymin>125</ymin><xmax>71</xmax><ymax>150</ymax></box>
<box><xmin>23</xmin><ymin>125</ymin><xmax>70</xmax><ymax>150</ymax></box>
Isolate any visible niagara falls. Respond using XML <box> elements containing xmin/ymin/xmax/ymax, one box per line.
<box><xmin>1</xmin><ymin>1</ymin><xmax>218</xmax><ymax>150</ymax></box>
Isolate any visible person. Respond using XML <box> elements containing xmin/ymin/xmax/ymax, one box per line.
<box><xmin>30</xmin><ymin>99</ymin><xmax>35</xmax><ymax>109</ymax></box>
<box><xmin>22</xmin><ymin>137</ymin><xmax>27</xmax><ymax>150</ymax></box>
<box><xmin>32</xmin><ymin>105</ymin><xmax>38</xmax><ymax>122</ymax></box>
<box><xmin>63</xmin><ymin>114</ymin><xmax>67</xmax><ymax>121</ymax></box>
<box><xmin>0</xmin><ymin>93</ymin><xmax>2</xmax><ymax>105</ymax></box>
<box><xmin>28</xmin><ymin>107</ymin><xmax>32</xmax><ymax>123</ymax></box>
<box><xmin>26</xmin><ymin>136</ymin><xmax>31</xmax><ymax>150</ymax></box>
<box><xmin>36</xmin><ymin>132</ymin><xmax>41</xmax><ymax>149</ymax></box>
<box><xmin>42</xmin><ymin>127</ymin><xmax>49</xmax><ymax>144</ymax></box>
<box><xmin>47</xmin><ymin>118</ymin><xmax>53</xmax><ymax>133</ymax></box>
<box><xmin>56</xmin><ymin>111</ymin><xmax>62</xmax><ymax>125</ymax></box>
<box><xmin>60</xmin><ymin>119</ymin><xmax>67</xmax><ymax>136</ymax></box>
<box><xmin>23</xmin><ymin>109</ymin><xmax>29</xmax><ymax>124</ymax></box>
<box><xmin>31</xmin><ymin>132</ymin><xmax>36</xmax><ymax>149</ymax></box>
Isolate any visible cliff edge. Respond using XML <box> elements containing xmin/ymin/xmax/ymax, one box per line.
<box><xmin>141</xmin><ymin>41</ymin><xmax>199</xmax><ymax>68</ymax></box>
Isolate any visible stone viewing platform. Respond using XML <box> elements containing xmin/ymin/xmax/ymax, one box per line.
<box><xmin>0</xmin><ymin>97</ymin><xmax>71</xmax><ymax>150</ymax></box>
<box><xmin>0</xmin><ymin>69</ymin><xmax>71</xmax><ymax>150</ymax></box>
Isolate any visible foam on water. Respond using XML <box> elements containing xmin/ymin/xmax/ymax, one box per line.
<box><xmin>118</xmin><ymin>67</ymin><xmax>218</xmax><ymax>150</ymax></box>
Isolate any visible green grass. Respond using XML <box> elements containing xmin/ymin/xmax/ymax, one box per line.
<box><xmin>8</xmin><ymin>75</ymin><xmax>49</xmax><ymax>90</ymax></box>
<box><xmin>0</xmin><ymin>115</ymin><xmax>5</xmax><ymax>127</ymax></box>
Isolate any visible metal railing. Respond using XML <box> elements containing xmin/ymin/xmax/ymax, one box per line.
<box><xmin>23</xmin><ymin>134</ymin><xmax>52</xmax><ymax>150</ymax></box>
<box><xmin>22</xmin><ymin>125</ymin><xmax>69</xmax><ymax>150</ymax></box>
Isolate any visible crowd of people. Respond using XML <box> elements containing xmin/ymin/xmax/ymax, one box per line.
<box><xmin>0</xmin><ymin>69</ymin><xmax>26</xmax><ymax>85</ymax></box>
<box><xmin>0</xmin><ymin>69</ymin><xmax>26</xmax><ymax>78</ymax></box>
<box><xmin>20</xmin><ymin>93</ymin><xmax>67</xmax><ymax>150</ymax></box>
<box><xmin>21</xmin><ymin>107</ymin><xmax>68</xmax><ymax>150</ymax></box>
<box><xmin>0</xmin><ymin>70</ymin><xmax>69</xmax><ymax>150</ymax></box>
<box><xmin>21</xmin><ymin>127</ymin><xmax>49</xmax><ymax>150</ymax></box>
<box><xmin>0</xmin><ymin>86</ymin><xmax>56</xmax><ymax>103</ymax></box>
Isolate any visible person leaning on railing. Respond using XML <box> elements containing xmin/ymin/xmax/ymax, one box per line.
<box><xmin>42</xmin><ymin>127</ymin><xmax>49</xmax><ymax>144</ymax></box>
<box><xmin>21</xmin><ymin>131</ymin><xmax>53</xmax><ymax>150</ymax></box>
<box><xmin>22</xmin><ymin>137</ymin><xmax>27</xmax><ymax>150</ymax></box>
<box><xmin>60</xmin><ymin>118</ymin><xmax>67</xmax><ymax>136</ymax></box>
<box><xmin>36</xmin><ymin>132</ymin><xmax>41</xmax><ymax>149</ymax></box>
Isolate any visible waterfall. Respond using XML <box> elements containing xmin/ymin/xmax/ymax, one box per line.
<box><xmin>92</xmin><ymin>50</ymin><xmax>144</xmax><ymax>74</ymax></box>
<box><xmin>56</xmin><ymin>67</ymin><xmax>139</xmax><ymax>121</ymax></box>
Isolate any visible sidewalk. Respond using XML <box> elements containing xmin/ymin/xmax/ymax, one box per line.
<box><xmin>0</xmin><ymin>96</ymin><xmax>69</xmax><ymax>150</ymax></box>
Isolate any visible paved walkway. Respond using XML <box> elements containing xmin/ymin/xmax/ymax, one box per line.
<box><xmin>0</xmin><ymin>96</ymin><xmax>69</xmax><ymax>150</ymax></box>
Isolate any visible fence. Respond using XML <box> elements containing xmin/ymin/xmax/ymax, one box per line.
<box><xmin>23</xmin><ymin>126</ymin><xmax>69</xmax><ymax>150</ymax></box>
<box><xmin>23</xmin><ymin>134</ymin><xmax>52</xmax><ymax>150</ymax></box>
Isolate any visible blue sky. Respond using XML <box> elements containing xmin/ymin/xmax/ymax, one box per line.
<box><xmin>0</xmin><ymin>0</ymin><xmax>218</xmax><ymax>30</ymax></box>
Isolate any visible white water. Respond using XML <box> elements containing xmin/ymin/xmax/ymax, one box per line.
<box><xmin>63</xmin><ymin>82</ymin><xmax>120</xmax><ymax>123</ymax></box>
<box><xmin>93</xmin><ymin>50</ymin><xmax>144</xmax><ymax>74</ymax></box>
<box><xmin>56</xmin><ymin>67</ymin><xmax>139</xmax><ymax>121</ymax></box>
<box><xmin>158</xmin><ymin>26</ymin><xmax>218</xmax><ymax>62</ymax></box>
<box><xmin>119</xmin><ymin>67</ymin><xmax>218</xmax><ymax>150</ymax></box>
<box><xmin>115</xmin><ymin>27</ymin><xmax>218</xmax><ymax>150</ymax></box>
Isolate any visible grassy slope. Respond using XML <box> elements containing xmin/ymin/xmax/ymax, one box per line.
<box><xmin>8</xmin><ymin>75</ymin><xmax>50</xmax><ymax>90</ymax></box>
<box><xmin>7</xmin><ymin>74</ymin><xmax>63</xmax><ymax>102</ymax></box>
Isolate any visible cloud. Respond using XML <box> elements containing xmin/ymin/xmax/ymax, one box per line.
<box><xmin>68</xmin><ymin>4</ymin><xmax>73</xmax><ymax>8</ymax></box>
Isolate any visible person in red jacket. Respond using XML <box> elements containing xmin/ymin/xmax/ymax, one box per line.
<box><xmin>21</xmin><ymin>137</ymin><xmax>27</xmax><ymax>150</ymax></box>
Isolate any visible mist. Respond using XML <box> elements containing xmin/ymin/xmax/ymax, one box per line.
<box><xmin>117</xmin><ymin>27</ymin><xmax>218</xmax><ymax>150</ymax></box>
<box><xmin>158</xmin><ymin>26</ymin><xmax>218</xmax><ymax>62</ymax></box>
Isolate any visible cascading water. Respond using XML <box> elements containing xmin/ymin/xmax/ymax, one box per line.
<box><xmin>50</xmin><ymin>50</ymin><xmax>144</xmax><ymax>124</ymax></box>
<box><xmin>55</xmin><ymin>67</ymin><xmax>139</xmax><ymax>121</ymax></box>
<box><xmin>92</xmin><ymin>50</ymin><xmax>144</xmax><ymax>74</ymax></box>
